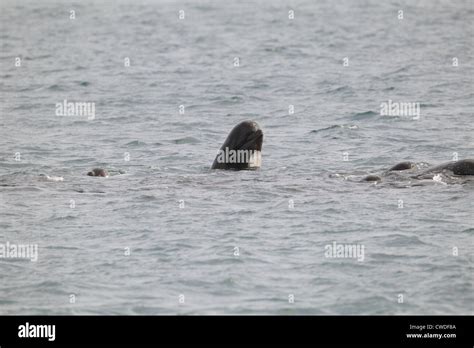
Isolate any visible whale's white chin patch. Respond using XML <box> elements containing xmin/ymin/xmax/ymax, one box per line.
<box><xmin>248</xmin><ymin>151</ymin><xmax>262</xmax><ymax>168</ymax></box>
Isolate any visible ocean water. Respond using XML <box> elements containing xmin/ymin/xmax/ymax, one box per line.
<box><xmin>0</xmin><ymin>0</ymin><xmax>473</xmax><ymax>315</ymax></box>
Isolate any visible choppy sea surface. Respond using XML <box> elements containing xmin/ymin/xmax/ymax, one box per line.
<box><xmin>0</xmin><ymin>0</ymin><xmax>473</xmax><ymax>314</ymax></box>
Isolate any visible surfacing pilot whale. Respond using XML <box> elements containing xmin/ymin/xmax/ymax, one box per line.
<box><xmin>362</xmin><ymin>159</ymin><xmax>474</xmax><ymax>182</ymax></box>
<box><xmin>87</xmin><ymin>168</ymin><xmax>109</xmax><ymax>177</ymax></box>
<box><xmin>211</xmin><ymin>120</ymin><xmax>263</xmax><ymax>170</ymax></box>
<box><xmin>386</xmin><ymin>159</ymin><xmax>474</xmax><ymax>176</ymax></box>
<box><xmin>417</xmin><ymin>159</ymin><xmax>474</xmax><ymax>176</ymax></box>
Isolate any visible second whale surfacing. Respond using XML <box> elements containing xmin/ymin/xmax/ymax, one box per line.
<box><xmin>87</xmin><ymin>168</ymin><xmax>109</xmax><ymax>177</ymax></box>
<box><xmin>389</xmin><ymin>161</ymin><xmax>414</xmax><ymax>171</ymax></box>
<box><xmin>362</xmin><ymin>159</ymin><xmax>474</xmax><ymax>183</ymax></box>
<box><xmin>211</xmin><ymin>120</ymin><xmax>263</xmax><ymax>170</ymax></box>
<box><xmin>420</xmin><ymin>159</ymin><xmax>474</xmax><ymax>176</ymax></box>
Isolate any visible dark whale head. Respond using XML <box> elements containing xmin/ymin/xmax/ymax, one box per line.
<box><xmin>87</xmin><ymin>168</ymin><xmax>108</xmax><ymax>177</ymax></box>
<box><xmin>389</xmin><ymin>161</ymin><xmax>414</xmax><ymax>171</ymax></box>
<box><xmin>363</xmin><ymin>174</ymin><xmax>381</xmax><ymax>182</ymax></box>
<box><xmin>211</xmin><ymin>120</ymin><xmax>263</xmax><ymax>170</ymax></box>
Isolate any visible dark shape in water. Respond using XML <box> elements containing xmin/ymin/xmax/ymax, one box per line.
<box><xmin>87</xmin><ymin>168</ymin><xmax>108</xmax><ymax>177</ymax></box>
<box><xmin>389</xmin><ymin>161</ymin><xmax>414</xmax><ymax>171</ymax></box>
<box><xmin>363</xmin><ymin>175</ymin><xmax>381</xmax><ymax>182</ymax></box>
<box><xmin>211</xmin><ymin>120</ymin><xmax>263</xmax><ymax>170</ymax></box>
<box><xmin>422</xmin><ymin>159</ymin><xmax>474</xmax><ymax>176</ymax></box>
<box><xmin>363</xmin><ymin>159</ymin><xmax>474</xmax><ymax>183</ymax></box>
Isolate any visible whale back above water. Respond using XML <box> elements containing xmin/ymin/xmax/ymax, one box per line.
<box><xmin>87</xmin><ymin>168</ymin><xmax>109</xmax><ymax>177</ymax></box>
<box><xmin>362</xmin><ymin>159</ymin><xmax>474</xmax><ymax>184</ymax></box>
<box><xmin>421</xmin><ymin>159</ymin><xmax>474</xmax><ymax>176</ymax></box>
<box><xmin>389</xmin><ymin>161</ymin><xmax>414</xmax><ymax>171</ymax></box>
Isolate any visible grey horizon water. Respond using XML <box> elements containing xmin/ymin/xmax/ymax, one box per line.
<box><xmin>0</xmin><ymin>0</ymin><xmax>473</xmax><ymax>315</ymax></box>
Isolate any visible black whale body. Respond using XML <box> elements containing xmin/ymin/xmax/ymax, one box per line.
<box><xmin>363</xmin><ymin>159</ymin><xmax>474</xmax><ymax>182</ymax></box>
<box><xmin>211</xmin><ymin>120</ymin><xmax>263</xmax><ymax>170</ymax></box>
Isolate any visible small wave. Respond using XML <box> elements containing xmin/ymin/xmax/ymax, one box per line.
<box><xmin>173</xmin><ymin>136</ymin><xmax>200</xmax><ymax>144</ymax></box>
<box><xmin>263</xmin><ymin>46</ymin><xmax>287</xmax><ymax>53</ymax></box>
<box><xmin>125</xmin><ymin>140</ymin><xmax>147</xmax><ymax>146</ymax></box>
<box><xmin>386</xmin><ymin>234</ymin><xmax>427</xmax><ymax>247</ymax></box>
<box><xmin>211</xmin><ymin>96</ymin><xmax>244</xmax><ymax>105</ymax></box>
<box><xmin>132</xmin><ymin>306</ymin><xmax>168</xmax><ymax>315</ymax></box>
<box><xmin>370</xmin><ymin>252</ymin><xmax>414</xmax><ymax>260</ymax></box>
<box><xmin>35</xmin><ymin>280</ymin><xmax>64</xmax><ymax>290</ymax></box>
<box><xmin>194</xmin><ymin>257</ymin><xmax>244</xmax><ymax>266</ymax></box>
<box><xmin>138</xmin><ymin>194</ymin><xmax>157</xmax><ymax>201</ymax></box>
<box><xmin>44</xmin><ymin>245</ymin><xmax>80</xmax><ymax>250</ymax></box>
<box><xmin>0</xmin><ymin>299</ymin><xmax>17</xmax><ymax>305</ymax></box>
<box><xmin>47</xmin><ymin>84</ymin><xmax>65</xmax><ymax>91</ymax></box>
<box><xmin>34</xmin><ymin>54</ymin><xmax>52</xmax><ymax>60</ymax></box>
<box><xmin>419</xmin><ymin>103</ymin><xmax>440</xmax><ymax>108</ymax></box>
<box><xmin>12</xmin><ymin>103</ymin><xmax>35</xmax><ymax>110</ymax></box>
<box><xmin>47</xmin><ymin>215</ymin><xmax>78</xmax><ymax>222</ymax></box>
<box><xmin>327</xmin><ymin>85</ymin><xmax>353</xmax><ymax>95</ymax></box>
<box><xmin>352</xmin><ymin>111</ymin><xmax>377</xmax><ymax>119</ymax></box>
<box><xmin>39</xmin><ymin>174</ymin><xmax>64</xmax><ymax>182</ymax></box>
<box><xmin>383</xmin><ymin>66</ymin><xmax>412</xmax><ymax>76</ymax></box>
<box><xmin>311</xmin><ymin>124</ymin><xmax>358</xmax><ymax>133</ymax></box>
